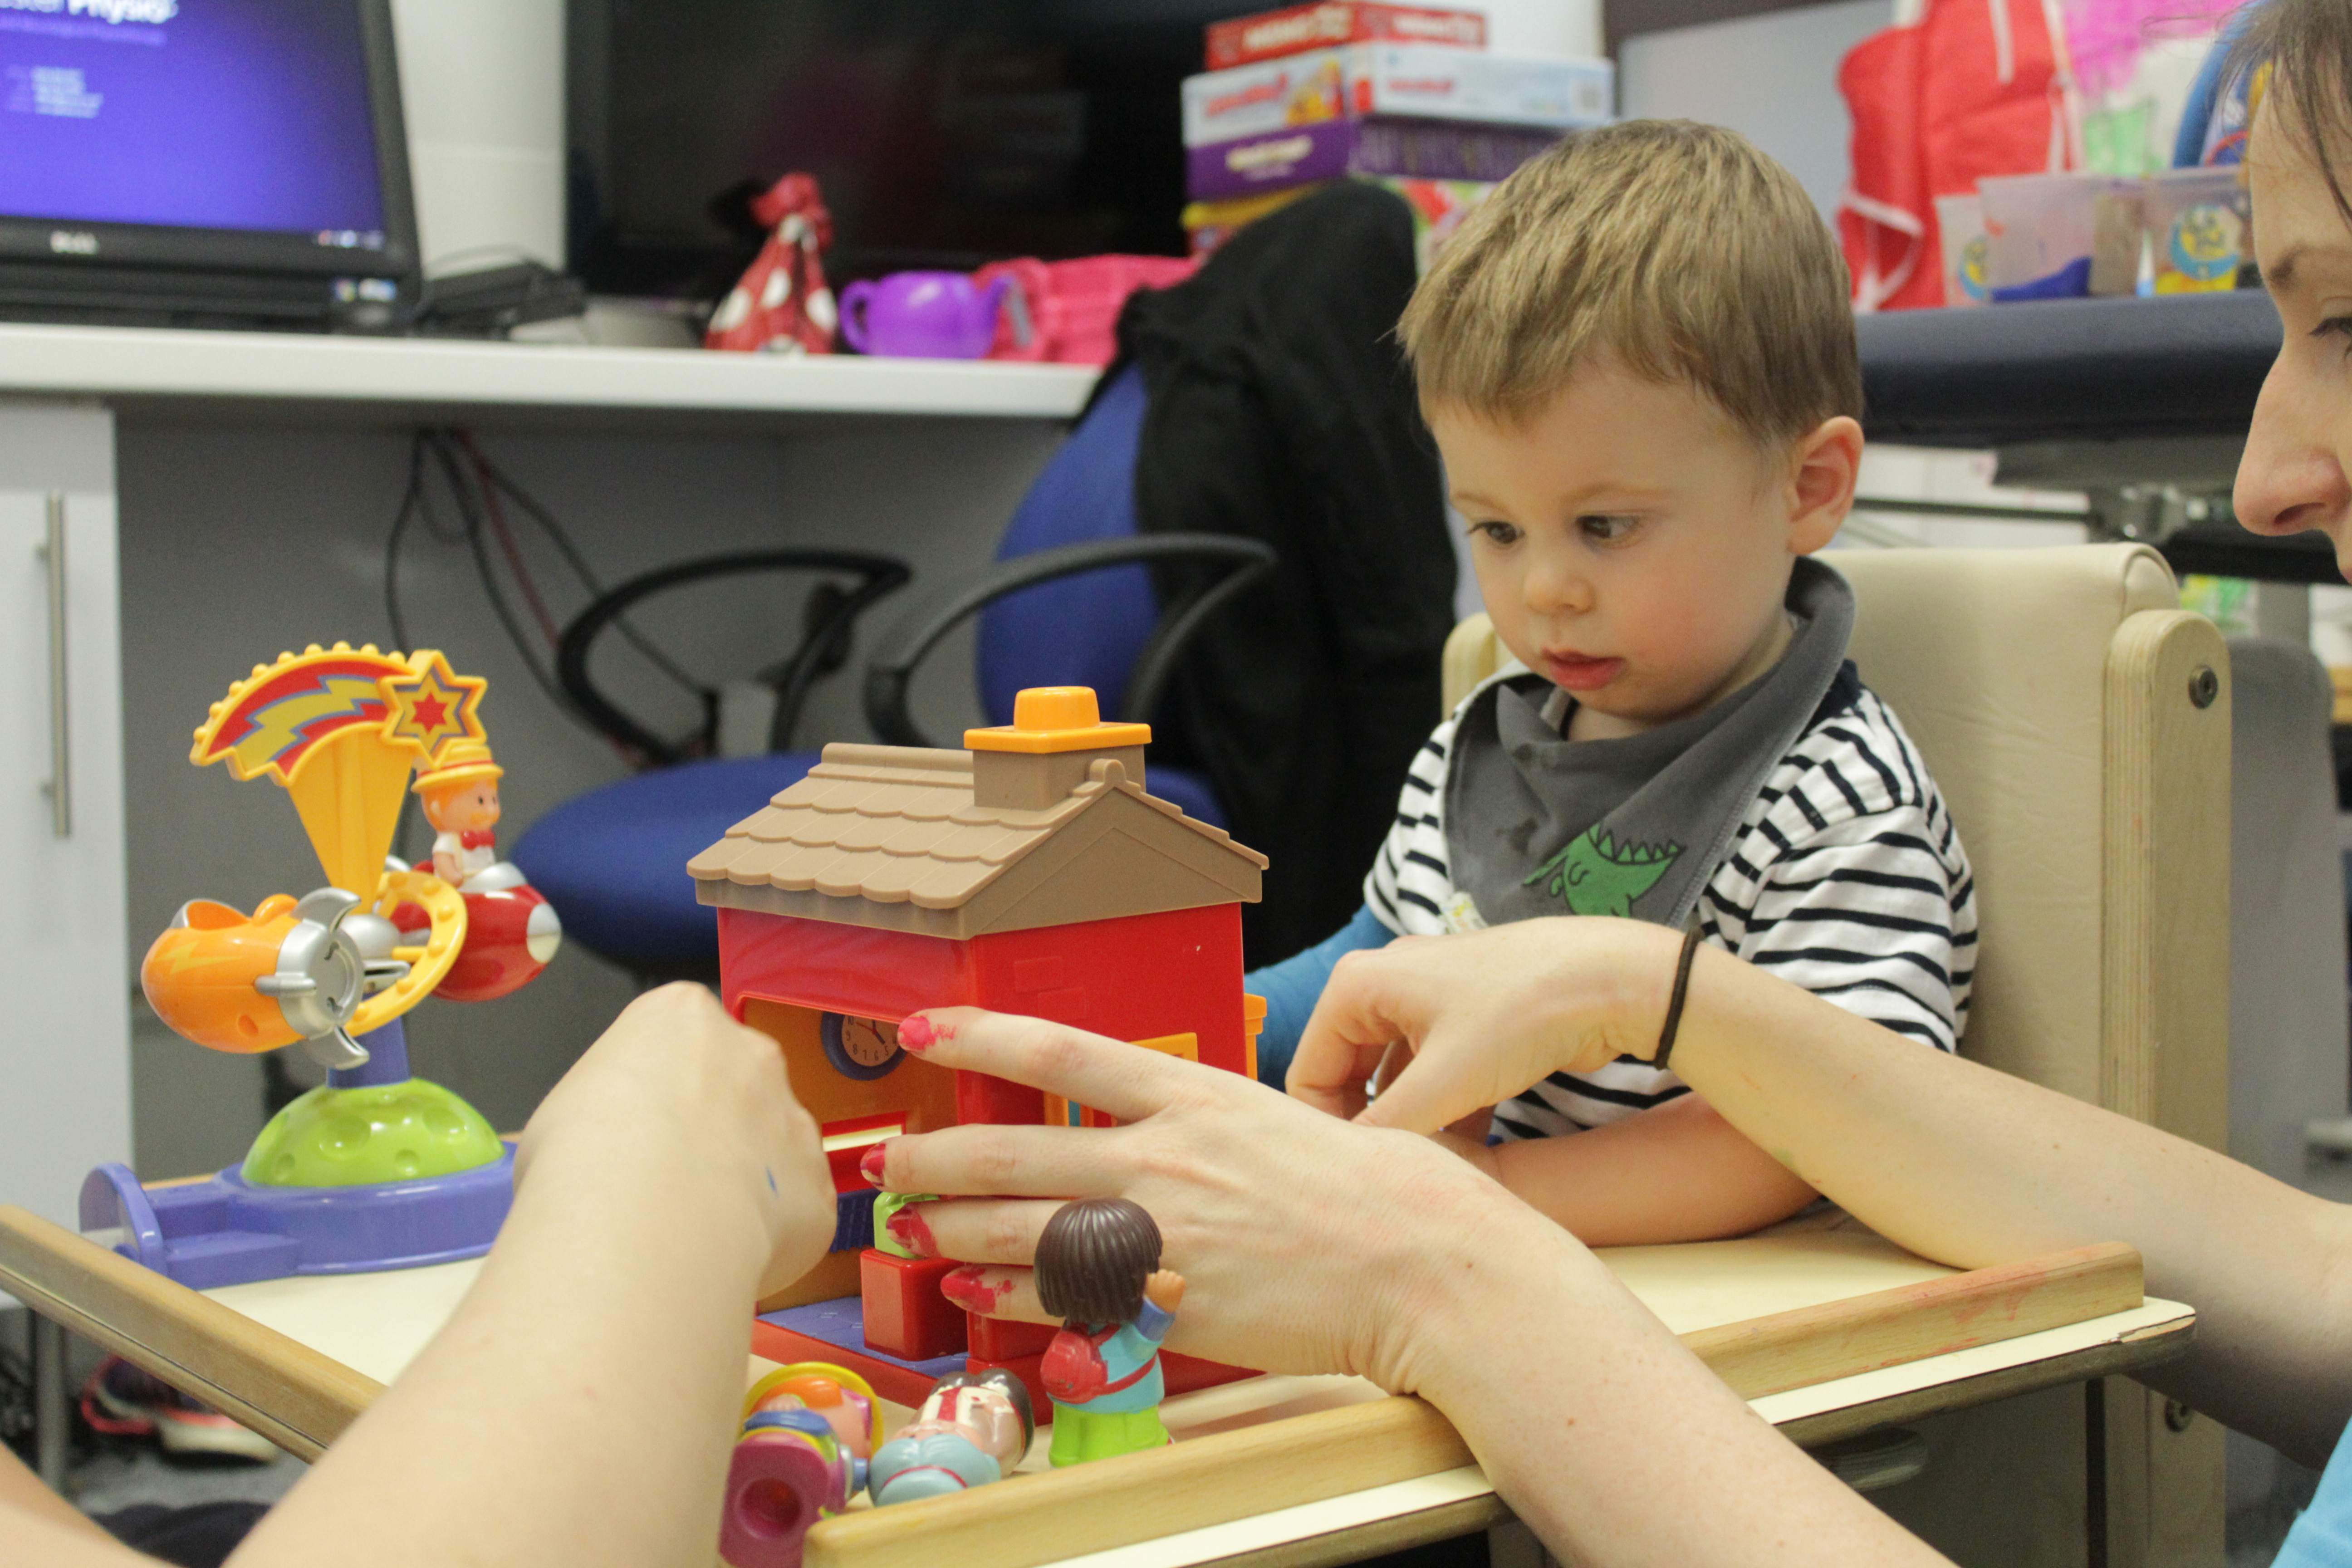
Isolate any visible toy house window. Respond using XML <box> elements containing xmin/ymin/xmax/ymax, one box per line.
<box><xmin>820</xmin><ymin>1114</ymin><xmax>903</xmax><ymax>1192</ymax></box>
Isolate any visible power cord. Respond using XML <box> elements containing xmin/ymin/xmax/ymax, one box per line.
<box><xmin>383</xmin><ymin>428</ymin><xmax>703</xmax><ymax>748</ymax></box>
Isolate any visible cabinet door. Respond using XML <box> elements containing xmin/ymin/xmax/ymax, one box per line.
<box><xmin>0</xmin><ymin>405</ymin><xmax>129</xmax><ymax>1232</ymax></box>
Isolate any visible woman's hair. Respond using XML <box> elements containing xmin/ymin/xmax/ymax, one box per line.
<box><xmin>1034</xmin><ymin>1198</ymin><xmax>1161</xmax><ymax>1328</ymax></box>
<box><xmin>2234</xmin><ymin>0</ymin><xmax>2352</xmax><ymax>222</ymax></box>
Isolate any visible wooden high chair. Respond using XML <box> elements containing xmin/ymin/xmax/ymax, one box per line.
<box><xmin>1442</xmin><ymin>543</ymin><xmax>2230</xmax><ymax>1568</ymax></box>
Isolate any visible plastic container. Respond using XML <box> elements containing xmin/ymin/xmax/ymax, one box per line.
<box><xmin>1977</xmin><ymin>172</ymin><xmax>2141</xmax><ymax>301</ymax></box>
<box><xmin>1933</xmin><ymin>193</ymin><xmax>1989</xmax><ymax>307</ymax></box>
<box><xmin>2144</xmin><ymin>166</ymin><xmax>2249</xmax><ymax>294</ymax></box>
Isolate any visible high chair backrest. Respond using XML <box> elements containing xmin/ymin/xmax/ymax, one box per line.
<box><xmin>1442</xmin><ymin>543</ymin><xmax>2233</xmax><ymax>1564</ymax></box>
<box><xmin>1439</xmin><ymin>543</ymin><xmax>2230</xmax><ymax>1148</ymax></box>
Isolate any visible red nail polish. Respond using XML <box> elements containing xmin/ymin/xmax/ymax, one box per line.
<box><xmin>886</xmin><ymin>1205</ymin><xmax>935</xmax><ymax>1258</ymax></box>
<box><xmin>859</xmin><ymin>1145</ymin><xmax>888</xmax><ymax>1187</ymax></box>
<box><xmin>899</xmin><ymin>1015</ymin><xmax>935</xmax><ymax>1052</ymax></box>
<box><xmin>940</xmin><ymin>1265</ymin><xmax>1012</xmax><ymax>1312</ymax></box>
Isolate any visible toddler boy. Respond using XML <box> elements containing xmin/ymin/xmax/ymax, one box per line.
<box><xmin>1254</xmin><ymin>121</ymin><xmax>1977</xmax><ymax>1245</ymax></box>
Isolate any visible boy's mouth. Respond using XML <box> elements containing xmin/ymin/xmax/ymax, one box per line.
<box><xmin>1541</xmin><ymin>652</ymin><xmax>1625</xmax><ymax>691</ymax></box>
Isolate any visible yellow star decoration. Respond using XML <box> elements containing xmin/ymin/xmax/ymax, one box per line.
<box><xmin>381</xmin><ymin>651</ymin><xmax>488</xmax><ymax>761</ymax></box>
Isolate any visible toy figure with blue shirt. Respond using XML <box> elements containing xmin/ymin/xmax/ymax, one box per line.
<box><xmin>1036</xmin><ymin>1198</ymin><xmax>1185</xmax><ymax>1466</ymax></box>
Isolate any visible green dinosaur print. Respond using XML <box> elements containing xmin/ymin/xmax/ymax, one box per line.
<box><xmin>1524</xmin><ymin>828</ymin><xmax>1681</xmax><ymax>918</ymax></box>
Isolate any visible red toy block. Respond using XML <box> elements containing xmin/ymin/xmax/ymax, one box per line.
<box><xmin>860</xmin><ymin>1249</ymin><xmax>968</xmax><ymax>1362</ymax></box>
<box><xmin>967</xmin><ymin>1313</ymin><xmax>1054</xmax><ymax>1361</ymax></box>
<box><xmin>966</xmin><ymin>1352</ymin><xmax>1048</xmax><ymax>1421</ymax></box>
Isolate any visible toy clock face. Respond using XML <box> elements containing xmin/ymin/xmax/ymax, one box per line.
<box><xmin>821</xmin><ymin>1014</ymin><xmax>904</xmax><ymax>1080</ymax></box>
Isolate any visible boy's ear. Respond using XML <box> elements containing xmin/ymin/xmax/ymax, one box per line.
<box><xmin>1785</xmin><ymin>416</ymin><xmax>1863</xmax><ymax>556</ymax></box>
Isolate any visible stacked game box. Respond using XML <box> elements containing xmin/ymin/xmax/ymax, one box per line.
<box><xmin>1179</xmin><ymin>4</ymin><xmax>1613</xmax><ymax>263</ymax></box>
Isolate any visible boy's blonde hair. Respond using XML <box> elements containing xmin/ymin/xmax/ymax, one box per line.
<box><xmin>1397</xmin><ymin>120</ymin><xmax>1861</xmax><ymax>448</ymax></box>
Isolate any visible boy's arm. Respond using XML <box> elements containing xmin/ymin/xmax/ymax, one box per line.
<box><xmin>1248</xmin><ymin>903</ymin><xmax>1393</xmax><ymax>1087</ymax></box>
<box><xmin>1730</xmin><ymin>804</ymin><xmax>1971</xmax><ymax>1056</ymax></box>
<box><xmin>1481</xmin><ymin>1094</ymin><xmax>1818</xmax><ymax>1246</ymax></box>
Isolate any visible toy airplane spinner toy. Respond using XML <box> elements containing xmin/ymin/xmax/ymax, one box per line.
<box><xmin>82</xmin><ymin>644</ymin><xmax>562</xmax><ymax>1288</ymax></box>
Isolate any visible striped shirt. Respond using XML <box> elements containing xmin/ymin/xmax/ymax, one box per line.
<box><xmin>1365</xmin><ymin>664</ymin><xmax>1976</xmax><ymax>1140</ymax></box>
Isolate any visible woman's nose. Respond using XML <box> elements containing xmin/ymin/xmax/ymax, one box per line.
<box><xmin>2235</xmin><ymin>352</ymin><xmax>2352</xmax><ymax>571</ymax></box>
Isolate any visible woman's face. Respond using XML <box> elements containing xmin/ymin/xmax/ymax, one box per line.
<box><xmin>2238</xmin><ymin>98</ymin><xmax>2352</xmax><ymax>575</ymax></box>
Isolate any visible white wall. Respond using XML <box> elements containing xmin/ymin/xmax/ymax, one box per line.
<box><xmin>1480</xmin><ymin>0</ymin><xmax>1605</xmax><ymax>60</ymax></box>
<box><xmin>116</xmin><ymin>416</ymin><xmax>1064</xmax><ymax>1178</ymax></box>
<box><xmin>389</xmin><ymin>0</ymin><xmax>566</xmax><ymax>273</ymax></box>
<box><xmin>1617</xmin><ymin>0</ymin><xmax>1893</xmax><ymax>221</ymax></box>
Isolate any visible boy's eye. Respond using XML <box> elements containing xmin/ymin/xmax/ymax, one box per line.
<box><xmin>1578</xmin><ymin>514</ymin><xmax>1640</xmax><ymax>543</ymax></box>
<box><xmin>1469</xmin><ymin>519</ymin><xmax>1522</xmax><ymax>546</ymax></box>
<box><xmin>2316</xmin><ymin>315</ymin><xmax>2352</xmax><ymax>356</ymax></box>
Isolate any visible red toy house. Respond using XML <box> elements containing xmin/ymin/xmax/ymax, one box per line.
<box><xmin>687</xmin><ymin>686</ymin><xmax>1268</xmax><ymax>1403</ymax></box>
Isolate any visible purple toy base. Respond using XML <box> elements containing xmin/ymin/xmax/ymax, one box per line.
<box><xmin>80</xmin><ymin>1146</ymin><xmax>515</xmax><ymax>1291</ymax></box>
<box><xmin>760</xmin><ymin>1294</ymin><xmax>967</xmax><ymax>1384</ymax></box>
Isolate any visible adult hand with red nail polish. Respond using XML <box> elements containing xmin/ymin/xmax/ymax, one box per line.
<box><xmin>873</xmin><ymin>1006</ymin><xmax>1560</xmax><ymax>1396</ymax></box>
<box><xmin>873</xmin><ymin>1004</ymin><xmax>1952</xmax><ymax>1568</ymax></box>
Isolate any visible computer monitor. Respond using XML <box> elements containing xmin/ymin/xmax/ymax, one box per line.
<box><xmin>0</xmin><ymin>0</ymin><xmax>420</xmax><ymax>330</ymax></box>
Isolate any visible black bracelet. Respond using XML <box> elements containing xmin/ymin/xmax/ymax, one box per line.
<box><xmin>1653</xmin><ymin>920</ymin><xmax>1704</xmax><ymax>1073</ymax></box>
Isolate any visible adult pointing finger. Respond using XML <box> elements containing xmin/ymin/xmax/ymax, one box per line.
<box><xmin>876</xmin><ymin>1006</ymin><xmax>1534</xmax><ymax>1392</ymax></box>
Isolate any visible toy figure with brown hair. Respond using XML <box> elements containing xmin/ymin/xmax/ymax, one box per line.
<box><xmin>1035</xmin><ymin>1197</ymin><xmax>1184</xmax><ymax>1466</ymax></box>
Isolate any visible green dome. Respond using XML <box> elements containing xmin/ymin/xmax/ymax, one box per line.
<box><xmin>242</xmin><ymin>1078</ymin><xmax>502</xmax><ymax>1188</ymax></box>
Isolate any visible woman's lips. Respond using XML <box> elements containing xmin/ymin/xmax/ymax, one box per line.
<box><xmin>1542</xmin><ymin>652</ymin><xmax>1625</xmax><ymax>691</ymax></box>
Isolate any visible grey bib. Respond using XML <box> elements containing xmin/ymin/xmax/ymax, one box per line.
<box><xmin>1445</xmin><ymin>557</ymin><xmax>1857</xmax><ymax>930</ymax></box>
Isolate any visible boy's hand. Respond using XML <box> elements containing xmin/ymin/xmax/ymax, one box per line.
<box><xmin>1289</xmin><ymin>918</ymin><xmax>1682</xmax><ymax>1133</ymax></box>
<box><xmin>1144</xmin><ymin>1269</ymin><xmax>1186</xmax><ymax>1312</ymax></box>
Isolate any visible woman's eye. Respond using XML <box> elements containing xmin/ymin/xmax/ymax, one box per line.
<box><xmin>1579</xmin><ymin>514</ymin><xmax>1639</xmax><ymax>543</ymax></box>
<box><xmin>2318</xmin><ymin>315</ymin><xmax>2352</xmax><ymax>355</ymax></box>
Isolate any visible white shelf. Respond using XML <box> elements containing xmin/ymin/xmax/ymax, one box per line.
<box><xmin>0</xmin><ymin>323</ymin><xmax>1099</xmax><ymax>428</ymax></box>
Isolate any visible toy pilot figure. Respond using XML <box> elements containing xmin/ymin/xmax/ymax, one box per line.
<box><xmin>414</xmin><ymin>739</ymin><xmax>504</xmax><ymax>888</ymax></box>
<box><xmin>1036</xmin><ymin>1197</ymin><xmax>1185</xmax><ymax>1466</ymax></box>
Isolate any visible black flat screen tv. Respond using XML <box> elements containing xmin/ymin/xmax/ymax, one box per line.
<box><xmin>568</xmin><ymin>0</ymin><xmax>1252</xmax><ymax>300</ymax></box>
<box><xmin>0</xmin><ymin>0</ymin><xmax>420</xmax><ymax>329</ymax></box>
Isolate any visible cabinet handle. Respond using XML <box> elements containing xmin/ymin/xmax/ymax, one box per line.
<box><xmin>39</xmin><ymin>493</ymin><xmax>67</xmax><ymax>838</ymax></box>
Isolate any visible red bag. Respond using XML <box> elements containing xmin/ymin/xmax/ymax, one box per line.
<box><xmin>706</xmin><ymin>173</ymin><xmax>838</xmax><ymax>353</ymax></box>
<box><xmin>1041</xmin><ymin>1325</ymin><xmax>1112</xmax><ymax>1402</ymax></box>
<box><xmin>974</xmin><ymin>255</ymin><xmax>1200</xmax><ymax>367</ymax></box>
<box><xmin>1041</xmin><ymin>1324</ymin><xmax>1161</xmax><ymax>1403</ymax></box>
<box><xmin>1838</xmin><ymin>0</ymin><xmax>2082</xmax><ymax>311</ymax></box>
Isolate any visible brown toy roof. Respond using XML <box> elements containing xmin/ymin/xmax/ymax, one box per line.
<box><xmin>688</xmin><ymin>743</ymin><xmax>1267</xmax><ymax>941</ymax></box>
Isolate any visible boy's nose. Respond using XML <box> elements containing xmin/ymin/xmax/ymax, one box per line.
<box><xmin>1522</xmin><ymin>551</ymin><xmax>1594</xmax><ymax>616</ymax></box>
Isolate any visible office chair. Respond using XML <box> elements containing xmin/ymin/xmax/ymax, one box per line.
<box><xmin>510</xmin><ymin>549</ymin><xmax>911</xmax><ymax>979</ymax></box>
<box><xmin>514</xmin><ymin>364</ymin><xmax>1274</xmax><ymax>979</ymax></box>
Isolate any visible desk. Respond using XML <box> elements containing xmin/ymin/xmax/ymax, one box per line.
<box><xmin>0</xmin><ymin>1204</ymin><xmax>2192</xmax><ymax>1568</ymax></box>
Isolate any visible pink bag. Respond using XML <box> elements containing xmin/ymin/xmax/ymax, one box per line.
<box><xmin>1839</xmin><ymin>0</ymin><xmax>2081</xmax><ymax>312</ymax></box>
<box><xmin>974</xmin><ymin>255</ymin><xmax>1201</xmax><ymax>366</ymax></box>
